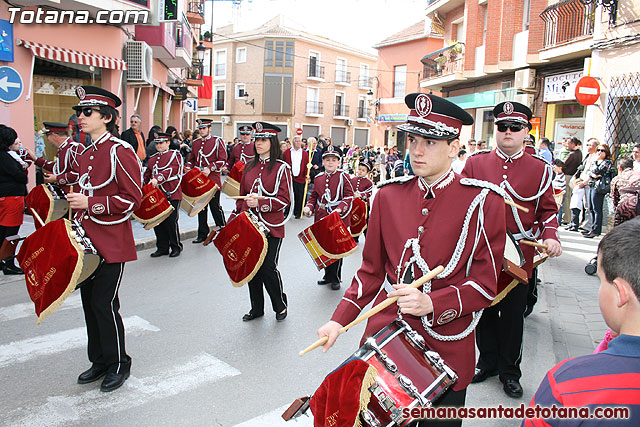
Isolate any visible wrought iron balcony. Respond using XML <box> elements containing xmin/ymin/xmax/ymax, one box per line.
<box><xmin>183</xmin><ymin>61</ymin><xmax>204</xmax><ymax>86</ymax></box>
<box><xmin>334</xmin><ymin>103</ymin><xmax>350</xmax><ymax>117</ymax></box>
<box><xmin>335</xmin><ymin>70</ymin><xmax>351</xmax><ymax>85</ymax></box>
<box><xmin>357</xmin><ymin>106</ymin><xmax>368</xmax><ymax>119</ymax></box>
<box><xmin>540</xmin><ymin>0</ymin><xmax>595</xmax><ymax>49</ymax></box>
<box><xmin>308</xmin><ymin>62</ymin><xmax>325</xmax><ymax>79</ymax></box>
<box><xmin>358</xmin><ymin>75</ymin><xmax>372</xmax><ymax>89</ymax></box>
<box><xmin>187</xmin><ymin>1</ymin><xmax>205</xmax><ymax>25</ymax></box>
<box><xmin>420</xmin><ymin>42</ymin><xmax>464</xmax><ymax>80</ymax></box>
<box><xmin>306</xmin><ymin>101</ymin><xmax>323</xmax><ymax>115</ymax></box>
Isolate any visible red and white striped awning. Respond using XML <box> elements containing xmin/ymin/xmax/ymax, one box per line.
<box><xmin>20</xmin><ymin>40</ymin><xmax>127</xmax><ymax>71</ymax></box>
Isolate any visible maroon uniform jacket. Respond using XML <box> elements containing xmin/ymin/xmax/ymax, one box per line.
<box><xmin>34</xmin><ymin>137</ymin><xmax>83</xmax><ymax>194</ymax></box>
<box><xmin>350</xmin><ymin>175</ymin><xmax>374</xmax><ymax>203</ymax></box>
<box><xmin>227</xmin><ymin>141</ymin><xmax>255</xmax><ymax>169</ymax></box>
<box><xmin>331</xmin><ymin>171</ymin><xmax>507</xmax><ymax>391</ymax></box>
<box><xmin>282</xmin><ymin>147</ymin><xmax>310</xmax><ymax>184</ymax></box>
<box><xmin>306</xmin><ymin>170</ymin><xmax>354</xmax><ymax>227</ymax></box>
<box><xmin>462</xmin><ymin>148</ymin><xmax>559</xmax><ymax>276</ymax></box>
<box><xmin>74</xmin><ymin>132</ymin><xmax>142</xmax><ymax>263</ymax></box>
<box><xmin>187</xmin><ymin>135</ymin><xmax>227</xmax><ymax>188</ymax></box>
<box><xmin>144</xmin><ymin>149</ymin><xmax>183</xmax><ymax>201</ymax></box>
<box><xmin>229</xmin><ymin>158</ymin><xmax>293</xmax><ymax>238</ymax></box>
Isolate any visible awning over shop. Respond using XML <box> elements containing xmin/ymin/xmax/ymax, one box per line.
<box><xmin>19</xmin><ymin>40</ymin><xmax>127</xmax><ymax>70</ymax></box>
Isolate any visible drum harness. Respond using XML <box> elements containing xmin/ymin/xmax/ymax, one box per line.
<box><xmin>318</xmin><ymin>171</ymin><xmax>353</xmax><ymax>220</ymax></box>
<box><xmin>152</xmin><ymin>150</ymin><xmax>183</xmax><ymax>198</ymax></box>
<box><xmin>250</xmin><ymin>161</ymin><xmax>295</xmax><ymax>229</ymax></box>
<box><xmin>197</xmin><ymin>136</ymin><xmax>226</xmax><ymax>172</ymax></box>
<box><xmin>395</xmin><ymin>177</ymin><xmax>514</xmax><ymax>342</ymax></box>
<box><xmin>52</xmin><ymin>138</ymin><xmax>79</xmax><ymax>181</ymax></box>
<box><xmin>77</xmin><ymin>132</ymin><xmax>143</xmax><ymax>226</ymax></box>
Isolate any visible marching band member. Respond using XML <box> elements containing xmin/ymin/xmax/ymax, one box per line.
<box><xmin>144</xmin><ymin>132</ymin><xmax>184</xmax><ymax>258</ymax></box>
<box><xmin>350</xmin><ymin>160</ymin><xmax>374</xmax><ymax>243</ymax></box>
<box><xmin>317</xmin><ymin>94</ymin><xmax>507</xmax><ymax>425</ymax></box>
<box><xmin>66</xmin><ymin>86</ymin><xmax>142</xmax><ymax>392</ymax></box>
<box><xmin>229</xmin><ymin>121</ymin><xmax>293</xmax><ymax>322</ymax></box>
<box><xmin>225</xmin><ymin>125</ymin><xmax>255</xmax><ymax>170</ymax></box>
<box><xmin>462</xmin><ymin>101</ymin><xmax>562</xmax><ymax>398</ymax></box>
<box><xmin>25</xmin><ymin>122</ymin><xmax>83</xmax><ymax>194</ymax></box>
<box><xmin>187</xmin><ymin>119</ymin><xmax>227</xmax><ymax>244</ymax></box>
<box><xmin>304</xmin><ymin>146</ymin><xmax>354</xmax><ymax>290</ymax></box>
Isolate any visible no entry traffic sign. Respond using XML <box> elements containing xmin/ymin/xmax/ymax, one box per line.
<box><xmin>575</xmin><ymin>76</ymin><xmax>600</xmax><ymax>106</ymax></box>
<box><xmin>296</xmin><ymin>128</ymin><xmax>303</xmax><ymax>136</ymax></box>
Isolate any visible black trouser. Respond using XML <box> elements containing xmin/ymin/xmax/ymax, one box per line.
<box><xmin>292</xmin><ymin>181</ymin><xmax>305</xmax><ymax>218</ymax></box>
<box><xmin>525</xmin><ymin>267</ymin><xmax>539</xmax><ymax>316</ymax></box>
<box><xmin>154</xmin><ymin>199</ymin><xmax>181</xmax><ymax>252</ymax></box>
<box><xmin>410</xmin><ymin>388</ymin><xmax>467</xmax><ymax>427</ymax></box>
<box><xmin>589</xmin><ymin>189</ymin><xmax>606</xmax><ymax>234</ymax></box>
<box><xmin>475</xmin><ymin>281</ymin><xmax>528</xmax><ymax>381</ymax></box>
<box><xmin>0</xmin><ymin>225</ymin><xmax>20</xmax><ymax>256</ymax></box>
<box><xmin>323</xmin><ymin>258</ymin><xmax>343</xmax><ymax>283</ymax></box>
<box><xmin>197</xmin><ymin>191</ymin><xmax>226</xmax><ymax>239</ymax></box>
<box><xmin>80</xmin><ymin>262</ymin><xmax>130</xmax><ymax>375</ymax></box>
<box><xmin>570</xmin><ymin>207</ymin><xmax>581</xmax><ymax>228</ymax></box>
<box><xmin>247</xmin><ymin>236</ymin><xmax>286</xmax><ymax>315</ymax></box>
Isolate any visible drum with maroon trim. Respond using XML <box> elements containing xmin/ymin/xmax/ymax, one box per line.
<box><xmin>132</xmin><ymin>184</ymin><xmax>174</xmax><ymax>230</ymax></box>
<box><xmin>180</xmin><ymin>168</ymin><xmax>218</xmax><ymax>217</ymax></box>
<box><xmin>25</xmin><ymin>183</ymin><xmax>69</xmax><ymax>229</ymax></box>
<box><xmin>221</xmin><ymin>161</ymin><xmax>245</xmax><ymax>197</ymax></box>
<box><xmin>298</xmin><ymin>211</ymin><xmax>357</xmax><ymax>271</ymax></box>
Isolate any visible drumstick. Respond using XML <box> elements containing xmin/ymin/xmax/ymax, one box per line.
<box><xmin>30</xmin><ymin>208</ymin><xmax>45</xmax><ymax>228</ymax></box>
<box><xmin>519</xmin><ymin>240</ymin><xmax>548</xmax><ymax>250</ymax></box>
<box><xmin>504</xmin><ymin>199</ymin><xmax>529</xmax><ymax>213</ymax></box>
<box><xmin>68</xmin><ymin>185</ymin><xmax>73</xmax><ymax>221</ymax></box>
<box><xmin>227</xmin><ymin>195</ymin><xmax>267</xmax><ymax>200</ymax></box>
<box><xmin>299</xmin><ymin>265</ymin><xmax>445</xmax><ymax>357</ymax></box>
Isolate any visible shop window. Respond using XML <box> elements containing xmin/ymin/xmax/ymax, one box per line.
<box><xmin>555</xmin><ymin>103</ymin><xmax>585</xmax><ymax>119</ymax></box>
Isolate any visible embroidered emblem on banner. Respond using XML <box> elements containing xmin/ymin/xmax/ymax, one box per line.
<box><xmin>415</xmin><ymin>94</ymin><xmax>432</xmax><ymax>117</ymax></box>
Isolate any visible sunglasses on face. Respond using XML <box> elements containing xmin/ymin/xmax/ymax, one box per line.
<box><xmin>469</xmin><ymin>143</ymin><xmax>477</xmax><ymax>146</ymax></box>
<box><xmin>497</xmin><ymin>123</ymin><xmax>525</xmax><ymax>132</ymax></box>
<box><xmin>597</xmin><ymin>149</ymin><xmax>607</xmax><ymax>152</ymax></box>
<box><xmin>76</xmin><ymin>108</ymin><xmax>98</xmax><ymax>117</ymax></box>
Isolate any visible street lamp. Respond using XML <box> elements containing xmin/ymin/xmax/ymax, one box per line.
<box><xmin>196</xmin><ymin>42</ymin><xmax>206</xmax><ymax>62</ymax></box>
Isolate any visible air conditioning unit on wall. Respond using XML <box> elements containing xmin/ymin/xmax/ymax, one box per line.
<box><xmin>221</xmin><ymin>116</ymin><xmax>231</xmax><ymax>124</ymax></box>
<box><xmin>515</xmin><ymin>94</ymin><xmax>535</xmax><ymax>108</ymax></box>
<box><xmin>125</xmin><ymin>41</ymin><xmax>153</xmax><ymax>84</ymax></box>
<box><xmin>514</xmin><ymin>68</ymin><xmax>536</xmax><ymax>90</ymax></box>
<box><xmin>346</xmin><ymin>118</ymin><xmax>354</xmax><ymax>126</ymax></box>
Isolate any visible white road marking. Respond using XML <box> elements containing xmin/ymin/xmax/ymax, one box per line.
<box><xmin>0</xmin><ymin>294</ymin><xmax>82</xmax><ymax>322</ymax></box>
<box><xmin>0</xmin><ymin>315</ymin><xmax>158</xmax><ymax>368</ymax></box>
<box><xmin>233</xmin><ymin>404</ymin><xmax>314</xmax><ymax>427</ymax></box>
<box><xmin>5</xmin><ymin>353</ymin><xmax>241</xmax><ymax>427</ymax></box>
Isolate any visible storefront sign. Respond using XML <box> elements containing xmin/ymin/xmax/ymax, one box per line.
<box><xmin>0</xmin><ymin>20</ymin><xmax>14</xmax><ymax>62</ymax></box>
<box><xmin>543</xmin><ymin>71</ymin><xmax>583</xmax><ymax>103</ymax></box>
<box><xmin>553</xmin><ymin>120</ymin><xmax>585</xmax><ymax>143</ymax></box>
<box><xmin>33</xmin><ymin>76</ymin><xmax>85</xmax><ymax>96</ymax></box>
<box><xmin>379</xmin><ymin>114</ymin><xmax>407</xmax><ymax>123</ymax></box>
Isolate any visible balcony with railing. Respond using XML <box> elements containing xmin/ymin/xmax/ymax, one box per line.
<box><xmin>357</xmin><ymin>106</ymin><xmax>368</xmax><ymax>120</ymax></box>
<box><xmin>308</xmin><ymin>62</ymin><xmax>325</xmax><ymax>80</ymax></box>
<box><xmin>358</xmin><ymin>75</ymin><xmax>372</xmax><ymax>90</ymax></box>
<box><xmin>163</xmin><ymin>22</ymin><xmax>192</xmax><ymax>68</ymax></box>
<box><xmin>334</xmin><ymin>103</ymin><xmax>350</xmax><ymax>118</ymax></box>
<box><xmin>539</xmin><ymin>0</ymin><xmax>595</xmax><ymax>61</ymax></box>
<box><xmin>419</xmin><ymin>42</ymin><xmax>465</xmax><ymax>90</ymax></box>
<box><xmin>183</xmin><ymin>61</ymin><xmax>204</xmax><ymax>86</ymax></box>
<box><xmin>335</xmin><ymin>70</ymin><xmax>351</xmax><ymax>86</ymax></box>
<box><xmin>187</xmin><ymin>0</ymin><xmax>206</xmax><ymax>25</ymax></box>
<box><xmin>306</xmin><ymin>101</ymin><xmax>323</xmax><ymax>116</ymax></box>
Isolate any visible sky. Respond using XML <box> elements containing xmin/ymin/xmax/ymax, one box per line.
<box><xmin>202</xmin><ymin>0</ymin><xmax>428</xmax><ymax>54</ymax></box>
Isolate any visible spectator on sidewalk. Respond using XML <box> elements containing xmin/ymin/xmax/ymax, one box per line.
<box><xmin>538</xmin><ymin>138</ymin><xmax>553</xmax><ymax>164</ymax></box>
<box><xmin>145</xmin><ymin>125</ymin><xmax>161</xmax><ymax>163</ymax></box>
<box><xmin>559</xmin><ymin>137</ymin><xmax>583</xmax><ymax>224</ymax></box>
<box><xmin>120</xmin><ymin>114</ymin><xmax>146</xmax><ymax>162</ymax></box>
<box><xmin>523</xmin><ymin>217</ymin><xmax>640</xmax><ymax>427</ymax></box>
<box><xmin>180</xmin><ymin>129</ymin><xmax>193</xmax><ymax>162</ymax></box>
<box><xmin>451</xmin><ymin>149</ymin><xmax>467</xmax><ymax>174</ymax></box>
<box><xmin>467</xmin><ymin>138</ymin><xmax>477</xmax><ymax>154</ymax></box>
<box><xmin>611</xmin><ymin>157</ymin><xmax>640</xmax><ymax>226</ymax></box>
<box><xmin>583</xmin><ymin>143</ymin><xmax>615</xmax><ymax>238</ymax></box>
<box><xmin>633</xmin><ymin>143</ymin><xmax>640</xmax><ymax>171</ymax></box>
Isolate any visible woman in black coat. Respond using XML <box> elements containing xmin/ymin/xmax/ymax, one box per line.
<box><xmin>583</xmin><ymin>143</ymin><xmax>615</xmax><ymax>238</ymax></box>
<box><xmin>0</xmin><ymin>124</ymin><xmax>28</xmax><ymax>274</ymax></box>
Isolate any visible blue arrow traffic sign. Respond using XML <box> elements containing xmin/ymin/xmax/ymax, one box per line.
<box><xmin>0</xmin><ymin>66</ymin><xmax>24</xmax><ymax>103</ymax></box>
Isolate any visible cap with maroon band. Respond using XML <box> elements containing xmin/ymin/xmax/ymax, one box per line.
<box><xmin>43</xmin><ymin>122</ymin><xmax>69</xmax><ymax>134</ymax></box>
<box><xmin>493</xmin><ymin>101</ymin><xmax>532</xmax><ymax>128</ymax></box>
<box><xmin>238</xmin><ymin>125</ymin><xmax>253</xmax><ymax>135</ymax></box>
<box><xmin>153</xmin><ymin>132</ymin><xmax>171</xmax><ymax>144</ymax></box>
<box><xmin>253</xmin><ymin>121</ymin><xmax>281</xmax><ymax>139</ymax></box>
<box><xmin>398</xmin><ymin>93</ymin><xmax>473</xmax><ymax>140</ymax></box>
<box><xmin>322</xmin><ymin>145</ymin><xmax>341</xmax><ymax>160</ymax></box>
<box><xmin>196</xmin><ymin>118</ymin><xmax>213</xmax><ymax>129</ymax></box>
<box><xmin>73</xmin><ymin>85</ymin><xmax>121</xmax><ymax>110</ymax></box>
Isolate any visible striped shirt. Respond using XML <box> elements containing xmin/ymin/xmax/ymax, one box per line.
<box><xmin>523</xmin><ymin>334</ymin><xmax>640</xmax><ymax>426</ymax></box>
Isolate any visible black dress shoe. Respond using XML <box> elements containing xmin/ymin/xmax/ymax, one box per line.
<box><xmin>192</xmin><ymin>237</ymin><xmax>206</xmax><ymax>244</ymax></box>
<box><xmin>330</xmin><ymin>282</ymin><xmax>341</xmax><ymax>291</ymax></box>
<box><xmin>1</xmin><ymin>261</ymin><xmax>24</xmax><ymax>275</ymax></box>
<box><xmin>100</xmin><ymin>371</ymin><xmax>130</xmax><ymax>392</ymax></box>
<box><xmin>471</xmin><ymin>368</ymin><xmax>497</xmax><ymax>384</ymax></box>
<box><xmin>276</xmin><ymin>309</ymin><xmax>287</xmax><ymax>321</ymax></box>
<box><xmin>77</xmin><ymin>365</ymin><xmax>108</xmax><ymax>384</ymax></box>
<box><xmin>502</xmin><ymin>379</ymin><xmax>523</xmax><ymax>398</ymax></box>
<box><xmin>169</xmin><ymin>247</ymin><xmax>181</xmax><ymax>258</ymax></box>
<box><xmin>317</xmin><ymin>279</ymin><xmax>330</xmax><ymax>285</ymax></box>
<box><xmin>242</xmin><ymin>312</ymin><xmax>264</xmax><ymax>321</ymax></box>
<box><xmin>150</xmin><ymin>250</ymin><xmax>169</xmax><ymax>258</ymax></box>
<box><xmin>584</xmin><ymin>232</ymin><xmax>600</xmax><ymax>238</ymax></box>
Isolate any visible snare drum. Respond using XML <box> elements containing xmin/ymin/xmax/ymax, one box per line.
<box><xmin>492</xmin><ymin>231</ymin><xmax>527</xmax><ymax>306</ymax></box>
<box><xmin>298</xmin><ymin>211</ymin><xmax>358</xmax><ymax>271</ymax></box>
<box><xmin>180</xmin><ymin>169</ymin><xmax>218</xmax><ymax>217</ymax></box>
<box><xmin>310</xmin><ymin>318</ymin><xmax>458</xmax><ymax>427</ymax></box>
<box><xmin>25</xmin><ymin>183</ymin><xmax>70</xmax><ymax>228</ymax></box>
<box><xmin>69</xmin><ymin>220</ymin><xmax>102</xmax><ymax>284</ymax></box>
<box><xmin>221</xmin><ymin>161</ymin><xmax>245</xmax><ymax>197</ymax></box>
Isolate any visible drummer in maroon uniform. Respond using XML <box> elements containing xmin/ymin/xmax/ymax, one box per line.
<box><xmin>462</xmin><ymin>101</ymin><xmax>562</xmax><ymax>399</ymax></box>
<box><xmin>225</xmin><ymin>125</ymin><xmax>255</xmax><ymax>171</ymax></box>
<box><xmin>66</xmin><ymin>85</ymin><xmax>142</xmax><ymax>392</ymax></box>
<box><xmin>350</xmin><ymin>160</ymin><xmax>374</xmax><ymax>243</ymax></box>
<box><xmin>26</xmin><ymin>122</ymin><xmax>83</xmax><ymax>193</ymax></box>
<box><xmin>187</xmin><ymin>119</ymin><xmax>227</xmax><ymax>243</ymax></box>
<box><xmin>317</xmin><ymin>93</ymin><xmax>508</xmax><ymax>424</ymax></box>
<box><xmin>304</xmin><ymin>146</ymin><xmax>354</xmax><ymax>291</ymax></box>
<box><xmin>144</xmin><ymin>132</ymin><xmax>184</xmax><ymax>258</ymax></box>
<box><xmin>229</xmin><ymin>121</ymin><xmax>293</xmax><ymax>322</ymax></box>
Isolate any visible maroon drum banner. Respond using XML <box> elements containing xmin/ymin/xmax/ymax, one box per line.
<box><xmin>349</xmin><ymin>198</ymin><xmax>368</xmax><ymax>237</ymax></box>
<box><xmin>180</xmin><ymin>168</ymin><xmax>218</xmax><ymax>216</ymax></box>
<box><xmin>221</xmin><ymin>161</ymin><xmax>245</xmax><ymax>197</ymax></box>
<box><xmin>298</xmin><ymin>211</ymin><xmax>357</xmax><ymax>271</ymax></box>
<box><xmin>213</xmin><ymin>212</ymin><xmax>267</xmax><ymax>287</ymax></box>
<box><xmin>16</xmin><ymin>219</ymin><xmax>84</xmax><ymax>323</ymax></box>
<box><xmin>25</xmin><ymin>184</ymin><xmax>68</xmax><ymax>229</ymax></box>
<box><xmin>132</xmin><ymin>184</ymin><xmax>174</xmax><ymax>230</ymax></box>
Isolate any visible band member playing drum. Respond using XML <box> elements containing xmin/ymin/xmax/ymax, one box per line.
<box><xmin>229</xmin><ymin>121</ymin><xmax>293</xmax><ymax>322</ymax></box>
<box><xmin>317</xmin><ymin>94</ymin><xmax>507</xmax><ymax>425</ymax></box>
<box><xmin>26</xmin><ymin>122</ymin><xmax>83</xmax><ymax>194</ymax></box>
<box><xmin>187</xmin><ymin>119</ymin><xmax>227</xmax><ymax>244</ymax></box>
<box><xmin>350</xmin><ymin>160</ymin><xmax>374</xmax><ymax>243</ymax></box>
<box><xmin>66</xmin><ymin>85</ymin><xmax>142</xmax><ymax>392</ymax></box>
<box><xmin>144</xmin><ymin>133</ymin><xmax>184</xmax><ymax>258</ymax></box>
<box><xmin>304</xmin><ymin>146</ymin><xmax>354</xmax><ymax>291</ymax></box>
<box><xmin>462</xmin><ymin>101</ymin><xmax>562</xmax><ymax>399</ymax></box>
<box><xmin>225</xmin><ymin>125</ymin><xmax>255</xmax><ymax>171</ymax></box>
